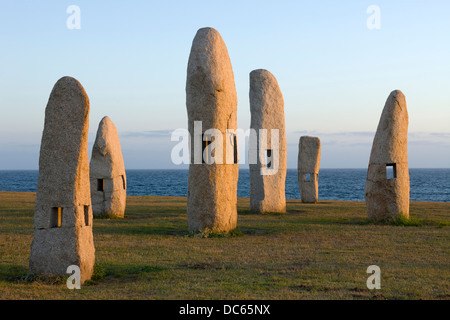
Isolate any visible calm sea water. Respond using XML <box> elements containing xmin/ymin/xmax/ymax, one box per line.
<box><xmin>0</xmin><ymin>169</ymin><xmax>448</xmax><ymax>202</ymax></box>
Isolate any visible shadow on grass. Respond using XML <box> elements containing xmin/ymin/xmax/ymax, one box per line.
<box><xmin>0</xmin><ymin>263</ymin><xmax>166</xmax><ymax>286</ymax></box>
<box><xmin>285</xmin><ymin>211</ymin><xmax>446</xmax><ymax>227</ymax></box>
<box><xmin>94</xmin><ymin>213</ymin><xmax>442</xmax><ymax>239</ymax></box>
<box><xmin>239</xmin><ymin>227</ymin><xmax>269</xmax><ymax>235</ymax></box>
<box><xmin>125</xmin><ymin>210</ymin><xmax>186</xmax><ymax>217</ymax></box>
<box><xmin>95</xmin><ymin>221</ymin><xmax>270</xmax><ymax>237</ymax></box>
<box><xmin>94</xmin><ymin>210</ymin><xmax>185</xmax><ymax>220</ymax></box>
<box><xmin>0</xmin><ymin>264</ymin><xmax>28</xmax><ymax>283</ymax></box>
<box><xmin>0</xmin><ymin>210</ymin><xmax>34</xmax><ymax>218</ymax></box>
<box><xmin>238</xmin><ymin>209</ymin><xmax>257</xmax><ymax>216</ymax></box>
<box><xmin>96</xmin><ymin>263</ymin><xmax>166</xmax><ymax>284</ymax></box>
<box><xmin>238</xmin><ymin>209</ymin><xmax>289</xmax><ymax>216</ymax></box>
<box><xmin>178</xmin><ymin>261</ymin><xmax>235</xmax><ymax>271</ymax></box>
<box><xmin>186</xmin><ymin>228</ymin><xmax>245</xmax><ymax>238</ymax></box>
<box><xmin>338</xmin><ymin>217</ymin><xmax>447</xmax><ymax>227</ymax></box>
<box><xmin>293</xmin><ymin>217</ymin><xmax>430</xmax><ymax>227</ymax></box>
<box><xmin>94</xmin><ymin>222</ymin><xmax>189</xmax><ymax>236</ymax></box>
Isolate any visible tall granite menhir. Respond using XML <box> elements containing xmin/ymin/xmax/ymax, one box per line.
<box><xmin>298</xmin><ymin>136</ymin><xmax>321</xmax><ymax>203</ymax></box>
<box><xmin>365</xmin><ymin>90</ymin><xmax>410</xmax><ymax>221</ymax></box>
<box><xmin>90</xmin><ymin>116</ymin><xmax>127</xmax><ymax>218</ymax></box>
<box><xmin>29</xmin><ymin>77</ymin><xmax>95</xmax><ymax>283</ymax></box>
<box><xmin>186</xmin><ymin>27</ymin><xmax>239</xmax><ymax>232</ymax></box>
<box><xmin>249</xmin><ymin>69</ymin><xmax>287</xmax><ymax>213</ymax></box>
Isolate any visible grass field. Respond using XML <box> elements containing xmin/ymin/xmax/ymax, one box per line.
<box><xmin>0</xmin><ymin>191</ymin><xmax>449</xmax><ymax>300</ymax></box>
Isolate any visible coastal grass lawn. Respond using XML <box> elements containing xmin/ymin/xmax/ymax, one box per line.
<box><xmin>0</xmin><ymin>191</ymin><xmax>449</xmax><ymax>300</ymax></box>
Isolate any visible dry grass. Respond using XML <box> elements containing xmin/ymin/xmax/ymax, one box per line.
<box><xmin>0</xmin><ymin>191</ymin><xmax>449</xmax><ymax>300</ymax></box>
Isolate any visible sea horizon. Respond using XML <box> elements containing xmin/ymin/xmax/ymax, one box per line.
<box><xmin>1</xmin><ymin>167</ymin><xmax>449</xmax><ymax>171</ymax></box>
<box><xmin>1</xmin><ymin>168</ymin><xmax>449</xmax><ymax>203</ymax></box>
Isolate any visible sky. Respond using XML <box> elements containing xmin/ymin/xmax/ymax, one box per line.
<box><xmin>0</xmin><ymin>0</ymin><xmax>449</xmax><ymax>169</ymax></box>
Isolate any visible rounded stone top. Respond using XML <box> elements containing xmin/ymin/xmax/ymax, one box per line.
<box><xmin>56</xmin><ymin>75</ymin><xmax>81</xmax><ymax>85</ymax></box>
<box><xmin>250</xmin><ymin>68</ymin><xmax>281</xmax><ymax>86</ymax></box>
<box><xmin>250</xmin><ymin>69</ymin><xmax>270</xmax><ymax>75</ymax></box>
<box><xmin>390</xmin><ymin>89</ymin><xmax>405</xmax><ymax>99</ymax></box>
<box><xmin>51</xmin><ymin>76</ymin><xmax>87</xmax><ymax>95</ymax></box>
<box><xmin>44</xmin><ymin>76</ymin><xmax>89</xmax><ymax>123</ymax></box>
<box><xmin>190</xmin><ymin>27</ymin><xmax>225</xmax><ymax>50</ymax></box>
<box><xmin>186</xmin><ymin>26</ymin><xmax>237</xmax><ymax>121</ymax></box>
<box><xmin>249</xmin><ymin>68</ymin><xmax>285</xmax><ymax>148</ymax></box>
<box><xmin>93</xmin><ymin>115</ymin><xmax>121</xmax><ymax>155</ymax></box>
<box><xmin>90</xmin><ymin>115</ymin><xmax>125</xmax><ymax>178</ymax></box>
<box><xmin>386</xmin><ymin>90</ymin><xmax>406</xmax><ymax>110</ymax></box>
<box><xmin>37</xmin><ymin>76</ymin><xmax>91</xmax><ymax>206</ymax></box>
<box><xmin>384</xmin><ymin>89</ymin><xmax>408</xmax><ymax>115</ymax></box>
<box><xmin>196</xmin><ymin>27</ymin><xmax>220</xmax><ymax>35</ymax></box>
<box><xmin>250</xmin><ymin>69</ymin><xmax>275</xmax><ymax>80</ymax></box>
<box><xmin>99</xmin><ymin>115</ymin><xmax>113</xmax><ymax>127</ymax></box>
<box><xmin>96</xmin><ymin>116</ymin><xmax>117</xmax><ymax>146</ymax></box>
<box><xmin>47</xmin><ymin>76</ymin><xmax>89</xmax><ymax>117</ymax></box>
<box><xmin>249</xmin><ymin>69</ymin><xmax>280</xmax><ymax>91</ymax></box>
<box><xmin>369</xmin><ymin>89</ymin><xmax>409</xmax><ymax>164</ymax></box>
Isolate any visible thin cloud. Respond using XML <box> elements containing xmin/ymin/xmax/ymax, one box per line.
<box><xmin>120</xmin><ymin>130</ymin><xmax>174</xmax><ymax>139</ymax></box>
<box><xmin>288</xmin><ymin>131</ymin><xmax>450</xmax><ymax>147</ymax></box>
<box><xmin>291</xmin><ymin>131</ymin><xmax>374</xmax><ymax>137</ymax></box>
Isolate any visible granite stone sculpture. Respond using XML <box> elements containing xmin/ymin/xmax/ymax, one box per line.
<box><xmin>249</xmin><ymin>69</ymin><xmax>287</xmax><ymax>213</ymax></box>
<box><xmin>365</xmin><ymin>90</ymin><xmax>410</xmax><ymax>221</ymax></box>
<box><xmin>298</xmin><ymin>136</ymin><xmax>321</xmax><ymax>203</ymax></box>
<box><xmin>29</xmin><ymin>76</ymin><xmax>95</xmax><ymax>283</ymax></box>
<box><xmin>90</xmin><ymin>116</ymin><xmax>127</xmax><ymax>218</ymax></box>
<box><xmin>186</xmin><ymin>27</ymin><xmax>239</xmax><ymax>232</ymax></box>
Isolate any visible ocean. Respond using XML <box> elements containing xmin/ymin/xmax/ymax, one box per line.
<box><xmin>0</xmin><ymin>169</ymin><xmax>448</xmax><ymax>202</ymax></box>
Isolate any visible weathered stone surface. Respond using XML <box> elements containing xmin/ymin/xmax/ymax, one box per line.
<box><xmin>90</xmin><ymin>116</ymin><xmax>126</xmax><ymax>218</ymax></box>
<box><xmin>29</xmin><ymin>76</ymin><xmax>95</xmax><ymax>283</ymax></box>
<box><xmin>365</xmin><ymin>90</ymin><xmax>410</xmax><ymax>221</ymax></box>
<box><xmin>186</xmin><ymin>27</ymin><xmax>238</xmax><ymax>232</ymax></box>
<box><xmin>249</xmin><ymin>69</ymin><xmax>286</xmax><ymax>213</ymax></box>
<box><xmin>298</xmin><ymin>136</ymin><xmax>321</xmax><ymax>203</ymax></box>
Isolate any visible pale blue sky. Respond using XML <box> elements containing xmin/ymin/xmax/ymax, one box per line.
<box><xmin>0</xmin><ymin>0</ymin><xmax>449</xmax><ymax>169</ymax></box>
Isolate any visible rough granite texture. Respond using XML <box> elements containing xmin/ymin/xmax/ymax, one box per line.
<box><xmin>186</xmin><ymin>27</ymin><xmax>238</xmax><ymax>232</ymax></box>
<box><xmin>298</xmin><ymin>136</ymin><xmax>321</xmax><ymax>203</ymax></box>
<box><xmin>90</xmin><ymin>116</ymin><xmax>127</xmax><ymax>218</ymax></box>
<box><xmin>365</xmin><ymin>90</ymin><xmax>410</xmax><ymax>220</ymax></box>
<box><xmin>249</xmin><ymin>69</ymin><xmax>287</xmax><ymax>213</ymax></box>
<box><xmin>29</xmin><ymin>76</ymin><xmax>95</xmax><ymax>283</ymax></box>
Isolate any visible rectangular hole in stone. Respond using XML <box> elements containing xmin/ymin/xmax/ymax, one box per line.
<box><xmin>51</xmin><ymin>207</ymin><xmax>62</xmax><ymax>228</ymax></box>
<box><xmin>304</xmin><ymin>173</ymin><xmax>311</xmax><ymax>182</ymax></box>
<box><xmin>266</xmin><ymin>149</ymin><xmax>273</xmax><ymax>169</ymax></box>
<box><xmin>202</xmin><ymin>133</ymin><xmax>210</xmax><ymax>164</ymax></box>
<box><xmin>97</xmin><ymin>179</ymin><xmax>104</xmax><ymax>191</ymax></box>
<box><xmin>386</xmin><ymin>163</ymin><xmax>397</xmax><ymax>180</ymax></box>
<box><xmin>233</xmin><ymin>135</ymin><xmax>238</xmax><ymax>164</ymax></box>
<box><xmin>84</xmin><ymin>206</ymin><xmax>89</xmax><ymax>226</ymax></box>
<box><xmin>122</xmin><ymin>175</ymin><xmax>126</xmax><ymax>190</ymax></box>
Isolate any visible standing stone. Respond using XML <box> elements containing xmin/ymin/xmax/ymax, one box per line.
<box><xmin>249</xmin><ymin>69</ymin><xmax>287</xmax><ymax>213</ymax></box>
<box><xmin>365</xmin><ymin>90</ymin><xmax>410</xmax><ymax>221</ymax></box>
<box><xmin>29</xmin><ymin>77</ymin><xmax>95</xmax><ymax>283</ymax></box>
<box><xmin>186</xmin><ymin>27</ymin><xmax>239</xmax><ymax>232</ymax></box>
<box><xmin>298</xmin><ymin>136</ymin><xmax>321</xmax><ymax>203</ymax></box>
<box><xmin>90</xmin><ymin>116</ymin><xmax>127</xmax><ymax>218</ymax></box>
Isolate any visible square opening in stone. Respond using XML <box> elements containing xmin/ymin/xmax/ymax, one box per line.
<box><xmin>304</xmin><ymin>173</ymin><xmax>311</xmax><ymax>182</ymax></box>
<box><xmin>266</xmin><ymin>149</ymin><xmax>273</xmax><ymax>169</ymax></box>
<box><xmin>51</xmin><ymin>207</ymin><xmax>62</xmax><ymax>228</ymax></box>
<box><xmin>84</xmin><ymin>206</ymin><xmax>89</xmax><ymax>226</ymax></box>
<box><xmin>97</xmin><ymin>179</ymin><xmax>104</xmax><ymax>192</ymax></box>
<box><xmin>233</xmin><ymin>134</ymin><xmax>238</xmax><ymax>164</ymax></box>
<box><xmin>386</xmin><ymin>163</ymin><xmax>397</xmax><ymax>180</ymax></box>
<box><xmin>202</xmin><ymin>133</ymin><xmax>210</xmax><ymax>164</ymax></box>
<box><xmin>121</xmin><ymin>175</ymin><xmax>126</xmax><ymax>190</ymax></box>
